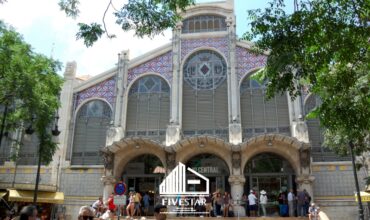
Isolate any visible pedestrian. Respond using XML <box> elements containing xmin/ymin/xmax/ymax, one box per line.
<box><xmin>134</xmin><ymin>192</ymin><xmax>142</xmax><ymax>216</ymax></box>
<box><xmin>126</xmin><ymin>192</ymin><xmax>135</xmax><ymax>218</ymax></box>
<box><xmin>154</xmin><ymin>204</ymin><xmax>167</xmax><ymax>220</ymax></box>
<box><xmin>143</xmin><ymin>192</ymin><xmax>150</xmax><ymax>216</ymax></box>
<box><xmin>78</xmin><ymin>206</ymin><xmax>94</xmax><ymax>220</ymax></box>
<box><xmin>242</xmin><ymin>193</ymin><xmax>249</xmax><ymax>216</ymax></box>
<box><xmin>92</xmin><ymin>197</ymin><xmax>104</xmax><ymax>217</ymax></box>
<box><xmin>213</xmin><ymin>192</ymin><xmax>222</xmax><ymax>217</ymax></box>
<box><xmin>223</xmin><ymin>192</ymin><xmax>230</xmax><ymax>217</ymax></box>
<box><xmin>297</xmin><ymin>189</ymin><xmax>306</xmax><ymax>217</ymax></box>
<box><xmin>107</xmin><ymin>193</ymin><xmax>116</xmax><ymax>214</ymax></box>
<box><xmin>19</xmin><ymin>206</ymin><xmax>38</xmax><ymax>220</ymax></box>
<box><xmin>288</xmin><ymin>189</ymin><xmax>295</xmax><ymax>217</ymax></box>
<box><xmin>304</xmin><ymin>189</ymin><xmax>311</xmax><ymax>216</ymax></box>
<box><xmin>259</xmin><ymin>190</ymin><xmax>268</xmax><ymax>217</ymax></box>
<box><xmin>248</xmin><ymin>190</ymin><xmax>257</xmax><ymax>217</ymax></box>
<box><xmin>308</xmin><ymin>203</ymin><xmax>321</xmax><ymax>220</ymax></box>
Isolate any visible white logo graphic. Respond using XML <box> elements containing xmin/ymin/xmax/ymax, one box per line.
<box><xmin>159</xmin><ymin>162</ymin><xmax>209</xmax><ymax>214</ymax></box>
<box><xmin>159</xmin><ymin>162</ymin><xmax>209</xmax><ymax>196</ymax></box>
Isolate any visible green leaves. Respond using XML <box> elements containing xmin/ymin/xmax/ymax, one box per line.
<box><xmin>247</xmin><ymin>0</ymin><xmax>370</xmax><ymax>155</ymax></box>
<box><xmin>0</xmin><ymin>21</ymin><xmax>63</xmax><ymax>165</ymax></box>
<box><xmin>76</xmin><ymin>23</ymin><xmax>104</xmax><ymax>47</ymax></box>
<box><xmin>59</xmin><ymin>0</ymin><xmax>195</xmax><ymax>46</ymax></box>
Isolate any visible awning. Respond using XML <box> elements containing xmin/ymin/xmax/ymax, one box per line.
<box><xmin>355</xmin><ymin>191</ymin><xmax>370</xmax><ymax>202</ymax></box>
<box><xmin>0</xmin><ymin>191</ymin><xmax>7</xmax><ymax>198</ymax></box>
<box><xmin>8</xmin><ymin>189</ymin><xmax>64</xmax><ymax>204</ymax></box>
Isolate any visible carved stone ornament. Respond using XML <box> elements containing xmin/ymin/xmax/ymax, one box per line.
<box><xmin>100</xmin><ymin>148</ymin><xmax>114</xmax><ymax>170</ymax></box>
<box><xmin>300</xmin><ymin>148</ymin><xmax>310</xmax><ymax>168</ymax></box>
<box><xmin>232</xmin><ymin>152</ymin><xmax>241</xmax><ymax>169</ymax></box>
<box><xmin>166</xmin><ymin>153</ymin><xmax>176</xmax><ymax>169</ymax></box>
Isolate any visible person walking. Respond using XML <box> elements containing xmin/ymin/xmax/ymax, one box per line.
<box><xmin>143</xmin><ymin>192</ymin><xmax>150</xmax><ymax>216</ymax></box>
<box><xmin>288</xmin><ymin>189</ymin><xmax>295</xmax><ymax>217</ymax></box>
<box><xmin>259</xmin><ymin>190</ymin><xmax>268</xmax><ymax>217</ymax></box>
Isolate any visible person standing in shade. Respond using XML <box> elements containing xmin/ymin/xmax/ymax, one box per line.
<box><xmin>223</xmin><ymin>192</ymin><xmax>231</xmax><ymax>217</ymax></box>
<box><xmin>248</xmin><ymin>190</ymin><xmax>257</xmax><ymax>217</ymax></box>
<box><xmin>297</xmin><ymin>189</ymin><xmax>306</xmax><ymax>217</ymax></box>
<box><xmin>259</xmin><ymin>190</ymin><xmax>268</xmax><ymax>217</ymax></box>
<box><xmin>143</xmin><ymin>192</ymin><xmax>150</xmax><ymax>216</ymax></box>
<box><xmin>288</xmin><ymin>189</ymin><xmax>295</xmax><ymax>217</ymax></box>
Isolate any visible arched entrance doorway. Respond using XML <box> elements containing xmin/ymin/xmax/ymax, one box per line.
<box><xmin>244</xmin><ymin>153</ymin><xmax>296</xmax><ymax>216</ymax></box>
<box><xmin>186</xmin><ymin>154</ymin><xmax>230</xmax><ymax>193</ymax></box>
<box><xmin>121</xmin><ymin>154</ymin><xmax>164</xmax><ymax>214</ymax></box>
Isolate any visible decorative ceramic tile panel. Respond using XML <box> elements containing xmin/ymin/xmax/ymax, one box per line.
<box><xmin>127</xmin><ymin>52</ymin><xmax>173</xmax><ymax>85</ymax></box>
<box><xmin>236</xmin><ymin>46</ymin><xmax>267</xmax><ymax>80</ymax></box>
<box><xmin>181</xmin><ymin>37</ymin><xmax>229</xmax><ymax>61</ymax></box>
<box><xmin>75</xmin><ymin>77</ymin><xmax>116</xmax><ymax>108</ymax></box>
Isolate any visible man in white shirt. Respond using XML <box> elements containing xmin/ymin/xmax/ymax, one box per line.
<box><xmin>288</xmin><ymin>189</ymin><xmax>295</xmax><ymax>217</ymax></box>
<box><xmin>248</xmin><ymin>190</ymin><xmax>257</xmax><ymax>217</ymax></box>
<box><xmin>259</xmin><ymin>190</ymin><xmax>268</xmax><ymax>216</ymax></box>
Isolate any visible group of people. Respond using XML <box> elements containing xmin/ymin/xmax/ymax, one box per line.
<box><xmin>241</xmin><ymin>188</ymin><xmax>313</xmax><ymax>217</ymax></box>
<box><xmin>88</xmin><ymin>191</ymin><xmax>151</xmax><ymax>219</ymax></box>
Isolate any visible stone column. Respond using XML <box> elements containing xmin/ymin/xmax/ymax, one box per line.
<box><xmin>226</xmin><ymin>16</ymin><xmax>242</xmax><ymax>145</ymax></box>
<box><xmin>51</xmin><ymin>62</ymin><xmax>77</xmax><ymax>186</ymax></box>
<box><xmin>166</xmin><ymin>22</ymin><xmax>182</xmax><ymax>146</ymax></box>
<box><xmin>296</xmin><ymin>175</ymin><xmax>315</xmax><ymax>201</ymax></box>
<box><xmin>101</xmin><ymin>175</ymin><xmax>116</xmax><ymax>201</ymax></box>
<box><xmin>118</xmin><ymin>50</ymin><xmax>130</xmax><ymax>136</ymax></box>
<box><xmin>228</xmin><ymin>175</ymin><xmax>246</xmax><ymax>216</ymax></box>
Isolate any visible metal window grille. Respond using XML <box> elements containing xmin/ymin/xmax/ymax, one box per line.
<box><xmin>304</xmin><ymin>95</ymin><xmax>350</xmax><ymax>162</ymax></box>
<box><xmin>182</xmin><ymin>50</ymin><xmax>228</xmax><ymax>140</ymax></box>
<box><xmin>126</xmin><ymin>76</ymin><xmax>170</xmax><ymax>143</ymax></box>
<box><xmin>71</xmin><ymin>100</ymin><xmax>112</xmax><ymax>165</ymax></box>
<box><xmin>240</xmin><ymin>77</ymin><xmax>291</xmax><ymax>140</ymax></box>
<box><xmin>182</xmin><ymin>15</ymin><xmax>227</xmax><ymax>34</ymax></box>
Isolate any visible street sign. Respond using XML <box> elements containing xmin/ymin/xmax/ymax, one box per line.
<box><xmin>113</xmin><ymin>195</ymin><xmax>127</xmax><ymax>206</ymax></box>
<box><xmin>114</xmin><ymin>182</ymin><xmax>126</xmax><ymax>195</ymax></box>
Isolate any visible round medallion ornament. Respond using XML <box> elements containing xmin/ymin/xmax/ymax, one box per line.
<box><xmin>183</xmin><ymin>50</ymin><xmax>227</xmax><ymax>90</ymax></box>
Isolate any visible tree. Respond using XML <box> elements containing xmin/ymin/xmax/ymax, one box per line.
<box><xmin>244</xmin><ymin>0</ymin><xmax>369</xmax><ymax>156</ymax></box>
<box><xmin>59</xmin><ymin>0</ymin><xmax>195</xmax><ymax>47</ymax></box>
<box><xmin>0</xmin><ymin>21</ymin><xmax>63</xmax><ymax>164</ymax></box>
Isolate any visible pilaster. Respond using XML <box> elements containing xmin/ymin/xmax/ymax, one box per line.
<box><xmin>226</xmin><ymin>16</ymin><xmax>242</xmax><ymax>144</ymax></box>
<box><xmin>52</xmin><ymin>61</ymin><xmax>76</xmax><ymax>185</ymax></box>
<box><xmin>296</xmin><ymin>175</ymin><xmax>315</xmax><ymax>201</ymax></box>
<box><xmin>166</xmin><ymin>22</ymin><xmax>182</xmax><ymax>146</ymax></box>
<box><xmin>228</xmin><ymin>175</ymin><xmax>246</xmax><ymax>216</ymax></box>
<box><xmin>117</xmin><ymin>50</ymin><xmax>129</xmax><ymax>138</ymax></box>
<box><xmin>101</xmin><ymin>175</ymin><xmax>117</xmax><ymax>201</ymax></box>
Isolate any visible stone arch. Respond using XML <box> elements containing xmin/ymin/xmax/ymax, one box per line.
<box><xmin>108</xmin><ymin>137</ymin><xmax>168</xmax><ymax>179</ymax></box>
<box><xmin>180</xmin><ymin>47</ymin><xmax>229</xmax><ymax>69</ymax></box>
<box><xmin>240</xmin><ymin>134</ymin><xmax>310</xmax><ymax>175</ymax></box>
<box><xmin>126</xmin><ymin>72</ymin><xmax>171</xmax><ymax>94</ymax></box>
<box><xmin>238</xmin><ymin>67</ymin><xmax>264</xmax><ymax>88</ymax></box>
<box><xmin>172</xmin><ymin>136</ymin><xmax>233</xmax><ymax>173</ymax></box>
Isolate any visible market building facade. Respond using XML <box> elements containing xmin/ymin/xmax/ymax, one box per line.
<box><xmin>0</xmin><ymin>0</ymin><xmax>366</xmax><ymax>219</ymax></box>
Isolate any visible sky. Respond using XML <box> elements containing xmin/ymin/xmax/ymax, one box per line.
<box><xmin>0</xmin><ymin>0</ymin><xmax>293</xmax><ymax>77</ymax></box>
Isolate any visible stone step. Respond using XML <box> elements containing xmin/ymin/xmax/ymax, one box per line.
<box><xmin>110</xmin><ymin>217</ymin><xmax>310</xmax><ymax>220</ymax></box>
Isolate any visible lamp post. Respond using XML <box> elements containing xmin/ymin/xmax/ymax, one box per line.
<box><xmin>349</xmin><ymin>141</ymin><xmax>364</xmax><ymax>220</ymax></box>
<box><xmin>25</xmin><ymin>114</ymin><xmax>60</xmax><ymax>204</ymax></box>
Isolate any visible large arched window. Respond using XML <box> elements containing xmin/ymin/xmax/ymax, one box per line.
<box><xmin>182</xmin><ymin>50</ymin><xmax>228</xmax><ymax>139</ymax></box>
<box><xmin>71</xmin><ymin>100</ymin><xmax>112</xmax><ymax>165</ymax></box>
<box><xmin>126</xmin><ymin>75</ymin><xmax>170</xmax><ymax>142</ymax></box>
<box><xmin>304</xmin><ymin>95</ymin><xmax>350</xmax><ymax>161</ymax></box>
<box><xmin>240</xmin><ymin>76</ymin><xmax>290</xmax><ymax>140</ymax></box>
<box><xmin>182</xmin><ymin>15</ymin><xmax>227</xmax><ymax>33</ymax></box>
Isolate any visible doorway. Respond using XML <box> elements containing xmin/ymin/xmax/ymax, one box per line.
<box><xmin>121</xmin><ymin>154</ymin><xmax>164</xmax><ymax>215</ymax></box>
<box><xmin>244</xmin><ymin>153</ymin><xmax>296</xmax><ymax>216</ymax></box>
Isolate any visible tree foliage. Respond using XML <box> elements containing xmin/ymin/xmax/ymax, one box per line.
<box><xmin>245</xmin><ymin>0</ymin><xmax>370</xmax><ymax>155</ymax></box>
<box><xmin>0</xmin><ymin>21</ymin><xmax>63</xmax><ymax>164</ymax></box>
<box><xmin>59</xmin><ymin>0</ymin><xmax>194</xmax><ymax>47</ymax></box>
